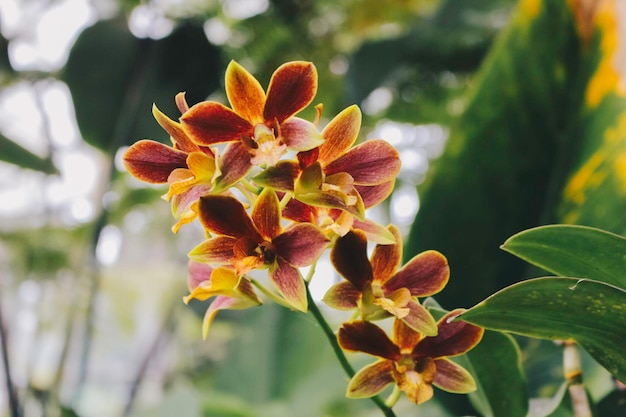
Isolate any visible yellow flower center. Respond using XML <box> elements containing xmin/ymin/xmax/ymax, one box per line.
<box><xmin>250</xmin><ymin>123</ymin><xmax>286</xmax><ymax>167</ymax></box>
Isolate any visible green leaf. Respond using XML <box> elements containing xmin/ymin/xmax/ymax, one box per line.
<box><xmin>460</xmin><ymin>277</ymin><xmax>626</xmax><ymax>383</ymax></box>
<box><xmin>63</xmin><ymin>19</ymin><xmax>222</xmax><ymax>153</ymax></box>
<box><xmin>0</xmin><ymin>133</ymin><xmax>58</xmax><ymax>174</ymax></box>
<box><xmin>429</xmin><ymin>307</ymin><xmax>528</xmax><ymax>417</ymax></box>
<box><xmin>405</xmin><ymin>0</ymin><xmax>584</xmax><ymax>307</ymax></box>
<box><xmin>597</xmin><ymin>390</ymin><xmax>626</xmax><ymax>417</ymax></box>
<box><xmin>502</xmin><ymin>224</ymin><xmax>626</xmax><ymax>290</ymax></box>
<box><xmin>463</xmin><ymin>331</ymin><xmax>528</xmax><ymax>417</ymax></box>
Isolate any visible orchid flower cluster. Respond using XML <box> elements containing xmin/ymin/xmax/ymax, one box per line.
<box><xmin>122</xmin><ymin>60</ymin><xmax>484</xmax><ymax>408</ymax></box>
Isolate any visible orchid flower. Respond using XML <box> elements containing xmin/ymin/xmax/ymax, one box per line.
<box><xmin>180</xmin><ymin>60</ymin><xmax>324</xmax><ymax>170</ymax></box>
<box><xmin>183</xmin><ymin>261</ymin><xmax>261</xmax><ymax>339</ymax></box>
<box><xmin>324</xmin><ymin>226</ymin><xmax>449</xmax><ymax>335</ymax></box>
<box><xmin>338</xmin><ymin>311</ymin><xmax>484</xmax><ymax>404</ymax></box>
<box><xmin>188</xmin><ymin>188</ymin><xmax>329</xmax><ymax>311</ymax></box>
<box><xmin>254</xmin><ymin>105</ymin><xmax>400</xmax><ymax>219</ymax></box>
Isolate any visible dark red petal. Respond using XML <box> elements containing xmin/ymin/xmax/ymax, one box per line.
<box><xmin>273</xmin><ymin>223</ymin><xmax>328</xmax><ymax>266</ymax></box>
<box><xmin>322</xmin><ymin>281</ymin><xmax>360</xmax><ymax>310</ymax></box>
<box><xmin>123</xmin><ymin>140</ymin><xmax>188</xmax><ymax>183</ymax></box>
<box><xmin>338</xmin><ymin>321</ymin><xmax>400</xmax><ymax>360</ymax></box>
<box><xmin>330</xmin><ymin>230</ymin><xmax>373</xmax><ymax>290</ymax></box>
<box><xmin>297</xmin><ymin>147</ymin><xmax>319</xmax><ymax>169</ymax></box>
<box><xmin>356</xmin><ymin>180</ymin><xmax>395</xmax><ymax>209</ymax></box>
<box><xmin>252</xmin><ymin>188</ymin><xmax>281</xmax><ymax>240</ymax></box>
<box><xmin>282</xmin><ymin>198</ymin><xmax>317</xmax><ymax>223</ymax></box>
<box><xmin>198</xmin><ymin>195</ymin><xmax>260</xmax><ymax>239</ymax></box>
<box><xmin>413</xmin><ymin>309</ymin><xmax>485</xmax><ymax>359</ymax></box>
<box><xmin>214</xmin><ymin>142</ymin><xmax>253</xmax><ymax>192</ymax></box>
<box><xmin>181</xmin><ymin>101</ymin><xmax>253</xmax><ymax>145</ymax></box>
<box><xmin>270</xmin><ymin>258</ymin><xmax>307</xmax><ymax>311</ymax></box>
<box><xmin>324</xmin><ymin>140</ymin><xmax>400</xmax><ymax>185</ymax></box>
<box><xmin>264</xmin><ymin>61</ymin><xmax>317</xmax><ymax>123</ymax></box>
<box><xmin>370</xmin><ymin>225</ymin><xmax>402</xmax><ymax>285</ymax></box>
<box><xmin>383</xmin><ymin>250</ymin><xmax>449</xmax><ymax>297</ymax></box>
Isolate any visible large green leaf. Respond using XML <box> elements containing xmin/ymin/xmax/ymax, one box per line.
<box><xmin>428</xmin><ymin>305</ymin><xmax>528</xmax><ymax>417</ymax></box>
<box><xmin>0</xmin><ymin>133</ymin><xmax>57</xmax><ymax>174</ymax></box>
<box><xmin>502</xmin><ymin>224</ymin><xmax>626</xmax><ymax>289</ymax></box>
<box><xmin>406</xmin><ymin>0</ymin><xmax>626</xmax><ymax>310</ymax></box>
<box><xmin>460</xmin><ymin>277</ymin><xmax>626</xmax><ymax>383</ymax></box>
<box><xmin>63</xmin><ymin>19</ymin><xmax>222</xmax><ymax>153</ymax></box>
<box><xmin>463</xmin><ymin>331</ymin><xmax>528</xmax><ymax>417</ymax></box>
<box><xmin>405</xmin><ymin>0</ymin><xmax>583</xmax><ymax>308</ymax></box>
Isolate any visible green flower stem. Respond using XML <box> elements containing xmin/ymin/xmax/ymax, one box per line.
<box><xmin>384</xmin><ymin>386</ymin><xmax>401</xmax><ymax>408</ymax></box>
<box><xmin>304</xmin><ymin>260</ymin><xmax>317</xmax><ymax>283</ymax></box>
<box><xmin>279</xmin><ymin>192</ymin><xmax>293</xmax><ymax>211</ymax></box>
<box><xmin>250</xmin><ymin>278</ymin><xmax>294</xmax><ymax>309</ymax></box>
<box><xmin>305</xmin><ymin>283</ymin><xmax>397</xmax><ymax>417</ymax></box>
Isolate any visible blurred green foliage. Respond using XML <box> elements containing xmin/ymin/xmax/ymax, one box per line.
<box><xmin>2</xmin><ymin>0</ymin><xmax>626</xmax><ymax>416</ymax></box>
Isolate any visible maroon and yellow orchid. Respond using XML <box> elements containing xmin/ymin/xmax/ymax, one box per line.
<box><xmin>338</xmin><ymin>311</ymin><xmax>484</xmax><ymax>404</ymax></box>
<box><xmin>183</xmin><ymin>261</ymin><xmax>261</xmax><ymax>339</ymax></box>
<box><xmin>323</xmin><ymin>225</ymin><xmax>449</xmax><ymax>336</ymax></box>
<box><xmin>253</xmin><ymin>105</ymin><xmax>400</xmax><ymax>219</ymax></box>
<box><xmin>188</xmin><ymin>188</ymin><xmax>329</xmax><ymax>312</ymax></box>
<box><xmin>180</xmin><ymin>60</ymin><xmax>324</xmax><ymax>170</ymax></box>
<box><xmin>122</xmin><ymin>94</ymin><xmax>249</xmax><ymax>232</ymax></box>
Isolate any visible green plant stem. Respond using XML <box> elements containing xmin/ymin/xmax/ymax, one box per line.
<box><xmin>251</xmin><ymin>278</ymin><xmax>294</xmax><ymax>309</ymax></box>
<box><xmin>305</xmin><ymin>284</ymin><xmax>397</xmax><ymax>417</ymax></box>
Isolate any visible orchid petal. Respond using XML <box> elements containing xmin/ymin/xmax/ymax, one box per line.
<box><xmin>295</xmin><ymin>161</ymin><xmax>324</xmax><ymax>193</ymax></box>
<box><xmin>318</xmin><ymin>105</ymin><xmax>361</xmax><ymax>164</ymax></box>
<box><xmin>270</xmin><ymin>258</ymin><xmax>307</xmax><ymax>311</ymax></box>
<box><xmin>433</xmin><ymin>358</ymin><xmax>477</xmax><ymax>393</ymax></box>
<box><xmin>282</xmin><ymin>198</ymin><xmax>316</xmax><ymax>222</ymax></box>
<box><xmin>273</xmin><ymin>223</ymin><xmax>328</xmax><ymax>266</ymax></box>
<box><xmin>187</xmin><ymin>260</ymin><xmax>213</xmax><ymax>291</ymax></box>
<box><xmin>384</xmin><ymin>250</ymin><xmax>449</xmax><ymax>297</ymax></box>
<box><xmin>395</xmin><ymin>359</ymin><xmax>436</xmax><ymax>404</ymax></box>
<box><xmin>264</xmin><ymin>61</ymin><xmax>317</xmax><ymax>123</ymax></box>
<box><xmin>330</xmin><ymin>230</ymin><xmax>373</xmax><ymax>290</ymax></box>
<box><xmin>392</xmin><ymin>318</ymin><xmax>422</xmax><ymax>351</ymax></box>
<box><xmin>322</xmin><ymin>281</ymin><xmax>360</xmax><ymax>310</ymax></box>
<box><xmin>373</xmin><ymin>288</ymin><xmax>411</xmax><ymax>319</ymax></box>
<box><xmin>371</xmin><ymin>225</ymin><xmax>402</xmax><ymax>285</ymax></box>
<box><xmin>188</xmin><ymin>236</ymin><xmax>237</xmax><ymax>264</ymax></box>
<box><xmin>296</xmin><ymin>189</ymin><xmax>364</xmax><ymax>219</ymax></box>
<box><xmin>413</xmin><ymin>309</ymin><xmax>484</xmax><ymax>358</ymax></box>
<box><xmin>281</xmin><ymin>117</ymin><xmax>325</xmax><ymax>151</ymax></box>
<box><xmin>324</xmin><ymin>139</ymin><xmax>400</xmax><ymax>185</ymax></box>
<box><xmin>201</xmin><ymin>293</ymin><xmax>260</xmax><ymax>340</ymax></box>
<box><xmin>170</xmin><ymin>184</ymin><xmax>211</xmax><ymax>226</ymax></box>
<box><xmin>353</xmin><ymin>218</ymin><xmax>396</xmax><ymax>244</ymax></box>
<box><xmin>346</xmin><ymin>360</ymin><xmax>394</xmax><ymax>399</ymax></box>
<box><xmin>198</xmin><ymin>195</ymin><xmax>260</xmax><ymax>239</ymax></box>
<box><xmin>356</xmin><ymin>180</ymin><xmax>395</xmax><ymax>209</ymax></box>
<box><xmin>225</xmin><ymin>60</ymin><xmax>265</xmax><ymax>124</ymax></box>
<box><xmin>297</xmin><ymin>147</ymin><xmax>319</xmax><ymax>169</ymax></box>
<box><xmin>123</xmin><ymin>140</ymin><xmax>188</xmax><ymax>183</ymax></box>
<box><xmin>401</xmin><ymin>299</ymin><xmax>438</xmax><ymax>336</ymax></box>
<box><xmin>338</xmin><ymin>321</ymin><xmax>400</xmax><ymax>360</ymax></box>
<box><xmin>181</xmin><ymin>101</ymin><xmax>253</xmax><ymax>145</ymax></box>
<box><xmin>152</xmin><ymin>104</ymin><xmax>199</xmax><ymax>152</ymax></box>
<box><xmin>175</xmin><ymin>92</ymin><xmax>189</xmax><ymax>113</ymax></box>
<box><xmin>183</xmin><ymin>266</ymin><xmax>240</xmax><ymax>303</ymax></box>
<box><xmin>252</xmin><ymin>160</ymin><xmax>299</xmax><ymax>192</ymax></box>
<box><xmin>214</xmin><ymin>142</ymin><xmax>253</xmax><ymax>192</ymax></box>
<box><xmin>252</xmin><ymin>188</ymin><xmax>281</xmax><ymax>240</ymax></box>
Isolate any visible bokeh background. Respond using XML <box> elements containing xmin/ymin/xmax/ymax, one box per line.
<box><xmin>1</xmin><ymin>0</ymin><xmax>625</xmax><ymax>416</ymax></box>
